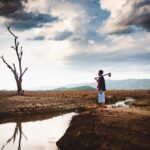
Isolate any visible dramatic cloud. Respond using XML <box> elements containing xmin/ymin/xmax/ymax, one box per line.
<box><xmin>99</xmin><ymin>0</ymin><xmax>150</xmax><ymax>34</ymax></box>
<box><xmin>0</xmin><ymin>0</ymin><xmax>58</xmax><ymax>31</ymax></box>
<box><xmin>0</xmin><ymin>0</ymin><xmax>150</xmax><ymax>90</ymax></box>
<box><xmin>64</xmin><ymin>30</ymin><xmax>150</xmax><ymax>71</ymax></box>
<box><xmin>9</xmin><ymin>12</ymin><xmax>58</xmax><ymax>31</ymax></box>
<box><xmin>0</xmin><ymin>0</ymin><xmax>26</xmax><ymax>16</ymax></box>
<box><xmin>64</xmin><ymin>50</ymin><xmax>150</xmax><ymax>70</ymax></box>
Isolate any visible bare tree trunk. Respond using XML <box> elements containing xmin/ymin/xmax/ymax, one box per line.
<box><xmin>17</xmin><ymin>79</ymin><xmax>22</xmax><ymax>95</ymax></box>
<box><xmin>1</xmin><ymin>121</ymin><xmax>27</xmax><ymax>150</ymax></box>
<box><xmin>0</xmin><ymin>25</ymin><xmax>28</xmax><ymax>95</ymax></box>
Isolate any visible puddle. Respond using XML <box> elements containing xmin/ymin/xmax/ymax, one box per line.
<box><xmin>108</xmin><ymin>97</ymin><xmax>135</xmax><ymax>108</ymax></box>
<box><xmin>0</xmin><ymin>112</ymin><xmax>76</xmax><ymax>150</ymax></box>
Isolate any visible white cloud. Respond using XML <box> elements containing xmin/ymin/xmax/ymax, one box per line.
<box><xmin>64</xmin><ymin>29</ymin><xmax>150</xmax><ymax>76</ymax></box>
<box><xmin>21</xmin><ymin>0</ymin><xmax>88</xmax><ymax>41</ymax></box>
<box><xmin>99</xmin><ymin>0</ymin><xmax>150</xmax><ymax>34</ymax></box>
<box><xmin>0</xmin><ymin>16</ymin><xmax>7</xmax><ymax>24</ymax></box>
<box><xmin>0</xmin><ymin>0</ymin><xmax>150</xmax><ymax>90</ymax></box>
<box><xmin>100</xmin><ymin>0</ymin><xmax>125</xmax><ymax>17</ymax></box>
<box><xmin>23</xmin><ymin>0</ymin><xmax>50</xmax><ymax>14</ymax></box>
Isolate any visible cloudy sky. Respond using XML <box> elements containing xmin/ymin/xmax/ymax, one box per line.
<box><xmin>0</xmin><ymin>0</ymin><xmax>150</xmax><ymax>90</ymax></box>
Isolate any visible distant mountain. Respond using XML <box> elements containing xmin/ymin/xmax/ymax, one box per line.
<box><xmin>57</xmin><ymin>79</ymin><xmax>150</xmax><ymax>90</ymax></box>
<box><xmin>54</xmin><ymin>87</ymin><xmax>68</xmax><ymax>91</ymax></box>
<box><xmin>105</xmin><ymin>79</ymin><xmax>150</xmax><ymax>90</ymax></box>
<box><xmin>54</xmin><ymin>86</ymin><xmax>96</xmax><ymax>91</ymax></box>
<box><xmin>25</xmin><ymin>79</ymin><xmax>150</xmax><ymax>91</ymax></box>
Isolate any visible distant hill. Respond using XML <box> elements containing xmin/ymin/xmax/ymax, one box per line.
<box><xmin>33</xmin><ymin>79</ymin><xmax>150</xmax><ymax>91</ymax></box>
<box><xmin>58</xmin><ymin>79</ymin><xmax>150</xmax><ymax>90</ymax></box>
<box><xmin>106</xmin><ymin>79</ymin><xmax>150</xmax><ymax>90</ymax></box>
<box><xmin>54</xmin><ymin>86</ymin><xmax>96</xmax><ymax>91</ymax></box>
<box><xmin>85</xmin><ymin>79</ymin><xmax>150</xmax><ymax>90</ymax></box>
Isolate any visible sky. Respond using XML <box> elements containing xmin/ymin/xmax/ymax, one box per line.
<box><xmin>0</xmin><ymin>0</ymin><xmax>150</xmax><ymax>90</ymax></box>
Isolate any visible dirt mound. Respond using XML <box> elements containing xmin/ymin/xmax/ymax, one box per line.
<box><xmin>57</xmin><ymin>108</ymin><xmax>150</xmax><ymax>150</ymax></box>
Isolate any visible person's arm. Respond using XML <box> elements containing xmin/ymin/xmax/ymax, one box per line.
<box><xmin>94</xmin><ymin>77</ymin><xmax>99</xmax><ymax>82</ymax></box>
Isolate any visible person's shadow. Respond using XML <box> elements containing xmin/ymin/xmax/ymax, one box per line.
<box><xmin>1</xmin><ymin>121</ymin><xmax>27</xmax><ymax>150</ymax></box>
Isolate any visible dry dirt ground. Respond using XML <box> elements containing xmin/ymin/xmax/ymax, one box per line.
<box><xmin>0</xmin><ymin>90</ymin><xmax>97</xmax><ymax>123</ymax></box>
<box><xmin>0</xmin><ymin>90</ymin><xmax>150</xmax><ymax>122</ymax></box>
<box><xmin>0</xmin><ymin>90</ymin><xmax>150</xmax><ymax>150</ymax></box>
<box><xmin>57</xmin><ymin>107</ymin><xmax>150</xmax><ymax>150</ymax></box>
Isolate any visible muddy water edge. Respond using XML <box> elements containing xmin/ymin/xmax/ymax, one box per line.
<box><xmin>0</xmin><ymin>112</ymin><xmax>77</xmax><ymax>150</ymax></box>
<box><xmin>56</xmin><ymin>99</ymin><xmax>150</xmax><ymax>150</ymax></box>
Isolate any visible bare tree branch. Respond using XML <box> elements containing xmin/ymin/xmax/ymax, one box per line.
<box><xmin>0</xmin><ymin>25</ymin><xmax>28</xmax><ymax>95</ymax></box>
<box><xmin>12</xmin><ymin>63</ymin><xmax>17</xmax><ymax>73</ymax></box>
<box><xmin>21</xmin><ymin>67</ymin><xmax>28</xmax><ymax>77</ymax></box>
<box><xmin>0</xmin><ymin>56</ymin><xmax>14</xmax><ymax>72</ymax></box>
<box><xmin>20</xmin><ymin>47</ymin><xmax>23</xmax><ymax>59</ymax></box>
<box><xmin>6</xmin><ymin>24</ymin><xmax>18</xmax><ymax>39</ymax></box>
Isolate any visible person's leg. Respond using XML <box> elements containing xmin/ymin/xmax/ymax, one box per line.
<box><xmin>98</xmin><ymin>92</ymin><xmax>100</xmax><ymax>105</ymax></box>
<box><xmin>98</xmin><ymin>92</ymin><xmax>103</xmax><ymax>108</ymax></box>
<box><xmin>101</xmin><ymin>92</ymin><xmax>106</xmax><ymax>109</ymax></box>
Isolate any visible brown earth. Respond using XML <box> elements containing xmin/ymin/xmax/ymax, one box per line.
<box><xmin>57</xmin><ymin>107</ymin><xmax>150</xmax><ymax>150</ymax></box>
<box><xmin>0</xmin><ymin>91</ymin><xmax>97</xmax><ymax>123</ymax></box>
<box><xmin>0</xmin><ymin>90</ymin><xmax>150</xmax><ymax>149</ymax></box>
<box><xmin>0</xmin><ymin>90</ymin><xmax>150</xmax><ymax>123</ymax></box>
<box><xmin>125</xmin><ymin>99</ymin><xmax>150</xmax><ymax>107</ymax></box>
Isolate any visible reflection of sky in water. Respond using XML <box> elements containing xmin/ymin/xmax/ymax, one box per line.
<box><xmin>108</xmin><ymin>97</ymin><xmax>135</xmax><ymax>108</ymax></box>
<box><xmin>0</xmin><ymin>112</ymin><xmax>76</xmax><ymax>150</ymax></box>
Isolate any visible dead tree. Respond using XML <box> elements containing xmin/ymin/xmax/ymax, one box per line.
<box><xmin>0</xmin><ymin>25</ymin><xmax>28</xmax><ymax>95</ymax></box>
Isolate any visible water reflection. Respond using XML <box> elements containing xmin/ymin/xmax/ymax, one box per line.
<box><xmin>108</xmin><ymin>97</ymin><xmax>135</xmax><ymax>108</ymax></box>
<box><xmin>0</xmin><ymin>112</ymin><xmax>76</xmax><ymax>150</ymax></box>
<box><xmin>1</xmin><ymin>122</ymin><xmax>27</xmax><ymax>150</ymax></box>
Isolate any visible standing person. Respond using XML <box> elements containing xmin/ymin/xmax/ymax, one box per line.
<box><xmin>94</xmin><ymin>70</ymin><xmax>106</xmax><ymax>108</ymax></box>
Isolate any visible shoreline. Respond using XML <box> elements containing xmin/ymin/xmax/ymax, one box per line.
<box><xmin>0</xmin><ymin>90</ymin><xmax>149</xmax><ymax>123</ymax></box>
<box><xmin>57</xmin><ymin>107</ymin><xmax>150</xmax><ymax>150</ymax></box>
<box><xmin>0</xmin><ymin>90</ymin><xmax>149</xmax><ymax>149</ymax></box>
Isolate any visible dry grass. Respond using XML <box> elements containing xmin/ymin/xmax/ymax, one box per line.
<box><xmin>0</xmin><ymin>90</ymin><xmax>150</xmax><ymax>124</ymax></box>
<box><xmin>126</xmin><ymin>99</ymin><xmax>150</xmax><ymax>107</ymax></box>
<box><xmin>0</xmin><ymin>90</ymin><xmax>150</xmax><ymax>102</ymax></box>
